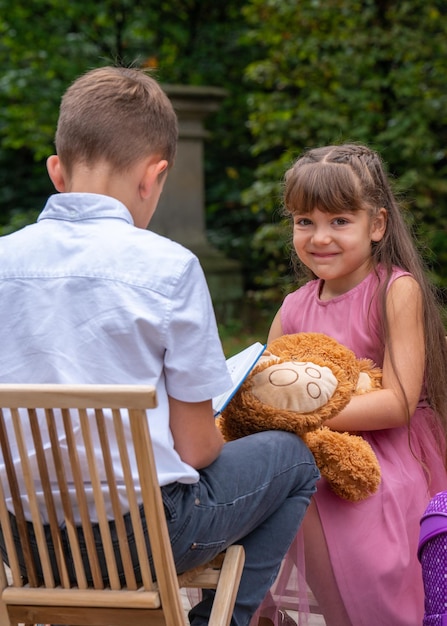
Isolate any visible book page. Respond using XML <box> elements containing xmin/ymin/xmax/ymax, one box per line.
<box><xmin>213</xmin><ymin>342</ymin><xmax>266</xmax><ymax>416</ymax></box>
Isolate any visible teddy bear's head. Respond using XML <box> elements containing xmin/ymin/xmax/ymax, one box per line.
<box><xmin>219</xmin><ymin>332</ymin><xmax>381</xmax><ymax>442</ymax></box>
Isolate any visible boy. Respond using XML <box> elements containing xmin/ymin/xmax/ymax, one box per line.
<box><xmin>0</xmin><ymin>66</ymin><xmax>319</xmax><ymax>625</ymax></box>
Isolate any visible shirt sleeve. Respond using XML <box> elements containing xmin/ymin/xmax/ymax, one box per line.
<box><xmin>163</xmin><ymin>255</ymin><xmax>232</xmax><ymax>403</ymax></box>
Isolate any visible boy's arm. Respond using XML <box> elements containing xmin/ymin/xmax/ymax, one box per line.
<box><xmin>169</xmin><ymin>396</ymin><xmax>224</xmax><ymax>469</ymax></box>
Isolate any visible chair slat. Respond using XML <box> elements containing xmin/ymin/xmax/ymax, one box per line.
<box><xmin>0</xmin><ymin>407</ymin><xmax>38</xmax><ymax>587</ymax></box>
<box><xmin>0</xmin><ymin>385</ymin><xmax>157</xmax><ymax>410</ymax></box>
<box><xmin>94</xmin><ymin>408</ymin><xmax>137</xmax><ymax>590</ymax></box>
<box><xmin>208</xmin><ymin>545</ymin><xmax>245</xmax><ymax>626</ymax></box>
<box><xmin>28</xmin><ymin>407</ymin><xmax>71</xmax><ymax>589</ymax></box>
<box><xmin>0</xmin><ymin>463</ymin><xmax>22</xmax><ymax>587</ymax></box>
<box><xmin>111</xmin><ymin>408</ymin><xmax>155</xmax><ymax>590</ymax></box>
<box><xmin>3</xmin><ymin>585</ymin><xmax>161</xmax><ymax>608</ymax></box>
<box><xmin>60</xmin><ymin>408</ymin><xmax>104</xmax><ymax>589</ymax></box>
<box><xmin>8</xmin><ymin>606</ymin><xmax>166</xmax><ymax>626</ymax></box>
<box><xmin>45</xmin><ymin>407</ymin><xmax>88</xmax><ymax>589</ymax></box>
<box><xmin>11</xmin><ymin>408</ymin><xmax>55</xmax><ymax>587</ymax></box>
<box><xmin>78</xmin><ymin>407</ymin><xmax>121</xmax><ymax>590</ymax></box>
<box><xmin>0</xmin><ymin>539</ymin><xmax>7</xmax><ymax>588</ymax></box>
<box><xmin>129</xmin><ymin>408</ymin><xmax>188</xmax><ymax>626</ymax></box>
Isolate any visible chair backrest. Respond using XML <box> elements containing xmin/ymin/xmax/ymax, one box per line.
<box><xmin>0</xmin><ymin>383</ymin><xmax>195</xmax><ymax>626</ymax></box>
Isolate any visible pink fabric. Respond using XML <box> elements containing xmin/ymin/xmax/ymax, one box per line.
<box><xmin>256</xmin><ymin>266</ymin><xmax>447</xmax><ymax>625</ymax></box>
<box><xmin>280</xmin><ymin>267</ymin><xmax>410</xmax><ymax>370</ymax></box>
<box><xmin>250</xmin><ymin>530</ymin><xmax>310</xmax><ymax>626</ymax></box>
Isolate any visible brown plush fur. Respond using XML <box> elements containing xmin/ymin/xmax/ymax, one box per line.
<box><xmin>219</xmin><ymin>333</ymin><xmax>382</xmax><ymax>501</ymax></box>
<box><xmin>303</xmin><ymin>429</ymin><xmax>381</xmax><ymax>502</ymax></box>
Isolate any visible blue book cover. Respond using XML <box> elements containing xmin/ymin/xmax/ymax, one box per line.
<box><xmin>213</xmin><ymin>342</ymin><xmax>266</xmax><ymax>416</ymax></box>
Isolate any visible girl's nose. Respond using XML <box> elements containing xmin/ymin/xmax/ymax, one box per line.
<box><xmin>311</xmin><ymin>227</ymin><xmax>332</xmax><ymax>245</ymax></box>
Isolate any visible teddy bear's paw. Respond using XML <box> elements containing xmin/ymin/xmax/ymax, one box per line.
<box><xmin>250</xmin><ymin>361</ymin><xmax>339</xmax><ymax>413</ymax></box>
<box><xmin>303</xmin><ymin>429</ymin><xmax>381</xmax><ymax>501</ymax></box>
<box><xmin>325</xmin><ymin>462</ymin><xmax>381</xmax><ymax>502</ymax></box>
<box><xmin>355</xmin><ymin>359</ymin><xmax>383</xmax><ymax>393</ymax></box>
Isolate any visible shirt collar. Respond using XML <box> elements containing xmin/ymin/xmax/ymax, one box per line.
<box><xmin>38</xmin><ymin>193</ymin><xmax>134</xmax><ymax>225</ymax></box>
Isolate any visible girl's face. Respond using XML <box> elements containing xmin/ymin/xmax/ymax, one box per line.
<box><xmin>292</xmin><ymin>207</ymin><xmax>386</xmax><ymax>299</ymax></box>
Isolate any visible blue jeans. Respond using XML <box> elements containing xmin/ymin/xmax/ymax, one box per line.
<box><xmin>2</xmin><ymin>431</ymin><xmax>318</xmax><ymax>626</ymax></box>
<box><xmin>169</xmin><ymin>431</ymin><xmax>319</xmax><ymax>626</ymax></box>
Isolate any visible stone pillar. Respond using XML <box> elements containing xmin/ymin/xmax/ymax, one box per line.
<box><xmin>150</xmin><ymin>85</ymin><xmax>243</xmax><ymax>321</ymax></box>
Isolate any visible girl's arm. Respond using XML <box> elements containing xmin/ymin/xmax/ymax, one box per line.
<box><xmin>326</xmin><ymin>275</ymin><xmax>424</xmax><ymax>431</ymax></box>
<box><xmin>267</xmin><ymin>309</ymin><xmax>284</xmax><ymax>343</ymax></box>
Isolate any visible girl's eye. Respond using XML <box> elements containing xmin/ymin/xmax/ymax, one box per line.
<box><xmin>294</xmin><ymin>217</ymin><xmax>312</xmax><ymax>226</ymax></box>
<box><xmin>332</xmin><ymin>217</ymin><xmax>349</xmax><ymax>226</ymax></box>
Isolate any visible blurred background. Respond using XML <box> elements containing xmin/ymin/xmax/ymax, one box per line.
<box><xmin>1</xmin><ymin>0</ymin><xmax>446</xmax><ymax>353</ymax></box>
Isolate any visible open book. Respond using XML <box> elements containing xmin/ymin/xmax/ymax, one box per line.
<box><xmin>213</xmin><ymin>341</ymin><xmax>266</xmax><ymax>416</ymax></box>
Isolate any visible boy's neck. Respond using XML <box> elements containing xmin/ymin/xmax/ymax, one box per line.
<box><xmin>66</xmin><ymin>162</ymin><xmax>123</xmax><ymax>196</ymax></box>
<box><xmin>64</xmin><ymin>161</ymin><xmax>143</xmax><ymax>223</ymax></box>
<box><xmin>48</xmin><ymin>154</ymin><xmax>167</xmax><ymax>230</ymax></box>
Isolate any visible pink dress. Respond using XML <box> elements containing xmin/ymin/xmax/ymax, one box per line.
<box><xmin>255</xmin><ymin>267</ymin><xmax>447</xmax><ymax>626</ymax></box>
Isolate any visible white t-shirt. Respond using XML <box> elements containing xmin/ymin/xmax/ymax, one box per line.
<box><xmin>0</xmin><ymin>192</ymin><xmax>232</xmax><ymax>521</ymax></box>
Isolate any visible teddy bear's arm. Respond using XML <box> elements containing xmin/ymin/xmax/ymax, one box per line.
<box><xmin>302</xmin><ymin>428</ymin><xmax>381</xmax><ymax>502</ymax></box>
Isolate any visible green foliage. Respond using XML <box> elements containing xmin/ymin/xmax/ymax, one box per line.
<box><xmin>0</xmin><ymin>148</ymin><xmax>51</xmax><ymax>233</ymax></box>
<box><xmin>0</xmin><ymin>0</ymin><xmax>256</xmax><ymax>275</ymax></box>
<box><xmin>0</xmin><ymin>0</ymin><xmax>153</xmax><ymax>226</ymax></box>
<box><xmin>242</xmin><ymin>0</ymin><xmax>447</xmax><ymax>295</ymax></box>
<box><xmin>1</xmin><ymin>0</ymin><xmax>447</xmax><ymax>306</ymax></box>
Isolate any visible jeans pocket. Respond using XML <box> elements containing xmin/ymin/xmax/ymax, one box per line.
<box><xmin>175</xmin><ymin>538</ymin><xmax>227</xmax><ymax>573</ymax></box>
<box><xmin>161</xmin><ymin>483</ymin><xmax>182</xmax><ymax>522</ymax></box>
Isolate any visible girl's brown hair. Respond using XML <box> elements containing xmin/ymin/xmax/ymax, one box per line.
<box><xmin>55</xmin><ymin>66</ymin><xmax>178</xmax><ymax>176</ymax></box>
<box><xmin>283</xmin><ymin>143</ymin><xmax>447</xmax><ymax>441</ymax></box>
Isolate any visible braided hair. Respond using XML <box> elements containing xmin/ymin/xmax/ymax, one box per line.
<box><xmin>283</xmin><ymin>143</ymin><xmax>447</xmax><ymax>440</ymax></box>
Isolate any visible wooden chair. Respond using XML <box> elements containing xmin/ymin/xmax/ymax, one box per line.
<box><xmin>0</xmin><ymin>384</ymin><xmax>245</xmax><ymax>626</ymax></box>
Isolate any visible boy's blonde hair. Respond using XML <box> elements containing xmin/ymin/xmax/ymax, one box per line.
<box><xmin>55</xmin><ymin>66</ymin><xmax>178</xmax><ymax>175</ymax></box>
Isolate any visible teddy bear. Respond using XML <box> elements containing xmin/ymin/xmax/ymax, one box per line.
<box><xmin>218</xmin><ymin>332</ymin><xmax>382</xmax><ymax>502</ymax></box>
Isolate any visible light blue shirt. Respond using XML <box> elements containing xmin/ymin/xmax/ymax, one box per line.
<box><xmin>0</xmin><ymin>193</ymin><xmax>232</xmax><ymax>519</ymax></box>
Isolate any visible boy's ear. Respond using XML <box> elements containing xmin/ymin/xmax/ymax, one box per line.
<box><xmin>139</xmin><ymin>159</ymin><xmax>168</xmax><ymax>199</ymax></box>
<box><xmin>371</xmin><ymin>207</ymin><xmax>387</xmax><ymax>242</ymax></box>
<box><xmin>46</xmin><ymin>155</ymin><xmax>66</xmax><ymax>192</ymax></box>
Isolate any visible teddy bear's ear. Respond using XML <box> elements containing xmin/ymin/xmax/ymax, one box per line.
<box><xmin>356</xmin><ymin>371</ymin><xmax>374</xmax><ymax>393</ymax></box>
<box><xmin>256</xmin><ymin>351</ymin><xmax>281</xmax><ymax>368</ymax></box>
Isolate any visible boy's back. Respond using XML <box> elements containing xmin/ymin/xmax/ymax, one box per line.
<box><xmin>0</xmin><ymin>192</ymin><xmax>225</xmax><ymax>390</ymax></box>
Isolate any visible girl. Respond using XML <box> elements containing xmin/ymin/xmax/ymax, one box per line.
<box><xmin>263</xmin><ymin>143</ymin><xmax>447</xmax><ymax>626</ymax></box>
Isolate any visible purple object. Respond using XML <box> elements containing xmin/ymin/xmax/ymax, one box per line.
<box><xmin>418</xmin><ymin>491</ymin><xmax>447</xmax><ymax>626</ymax></box>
